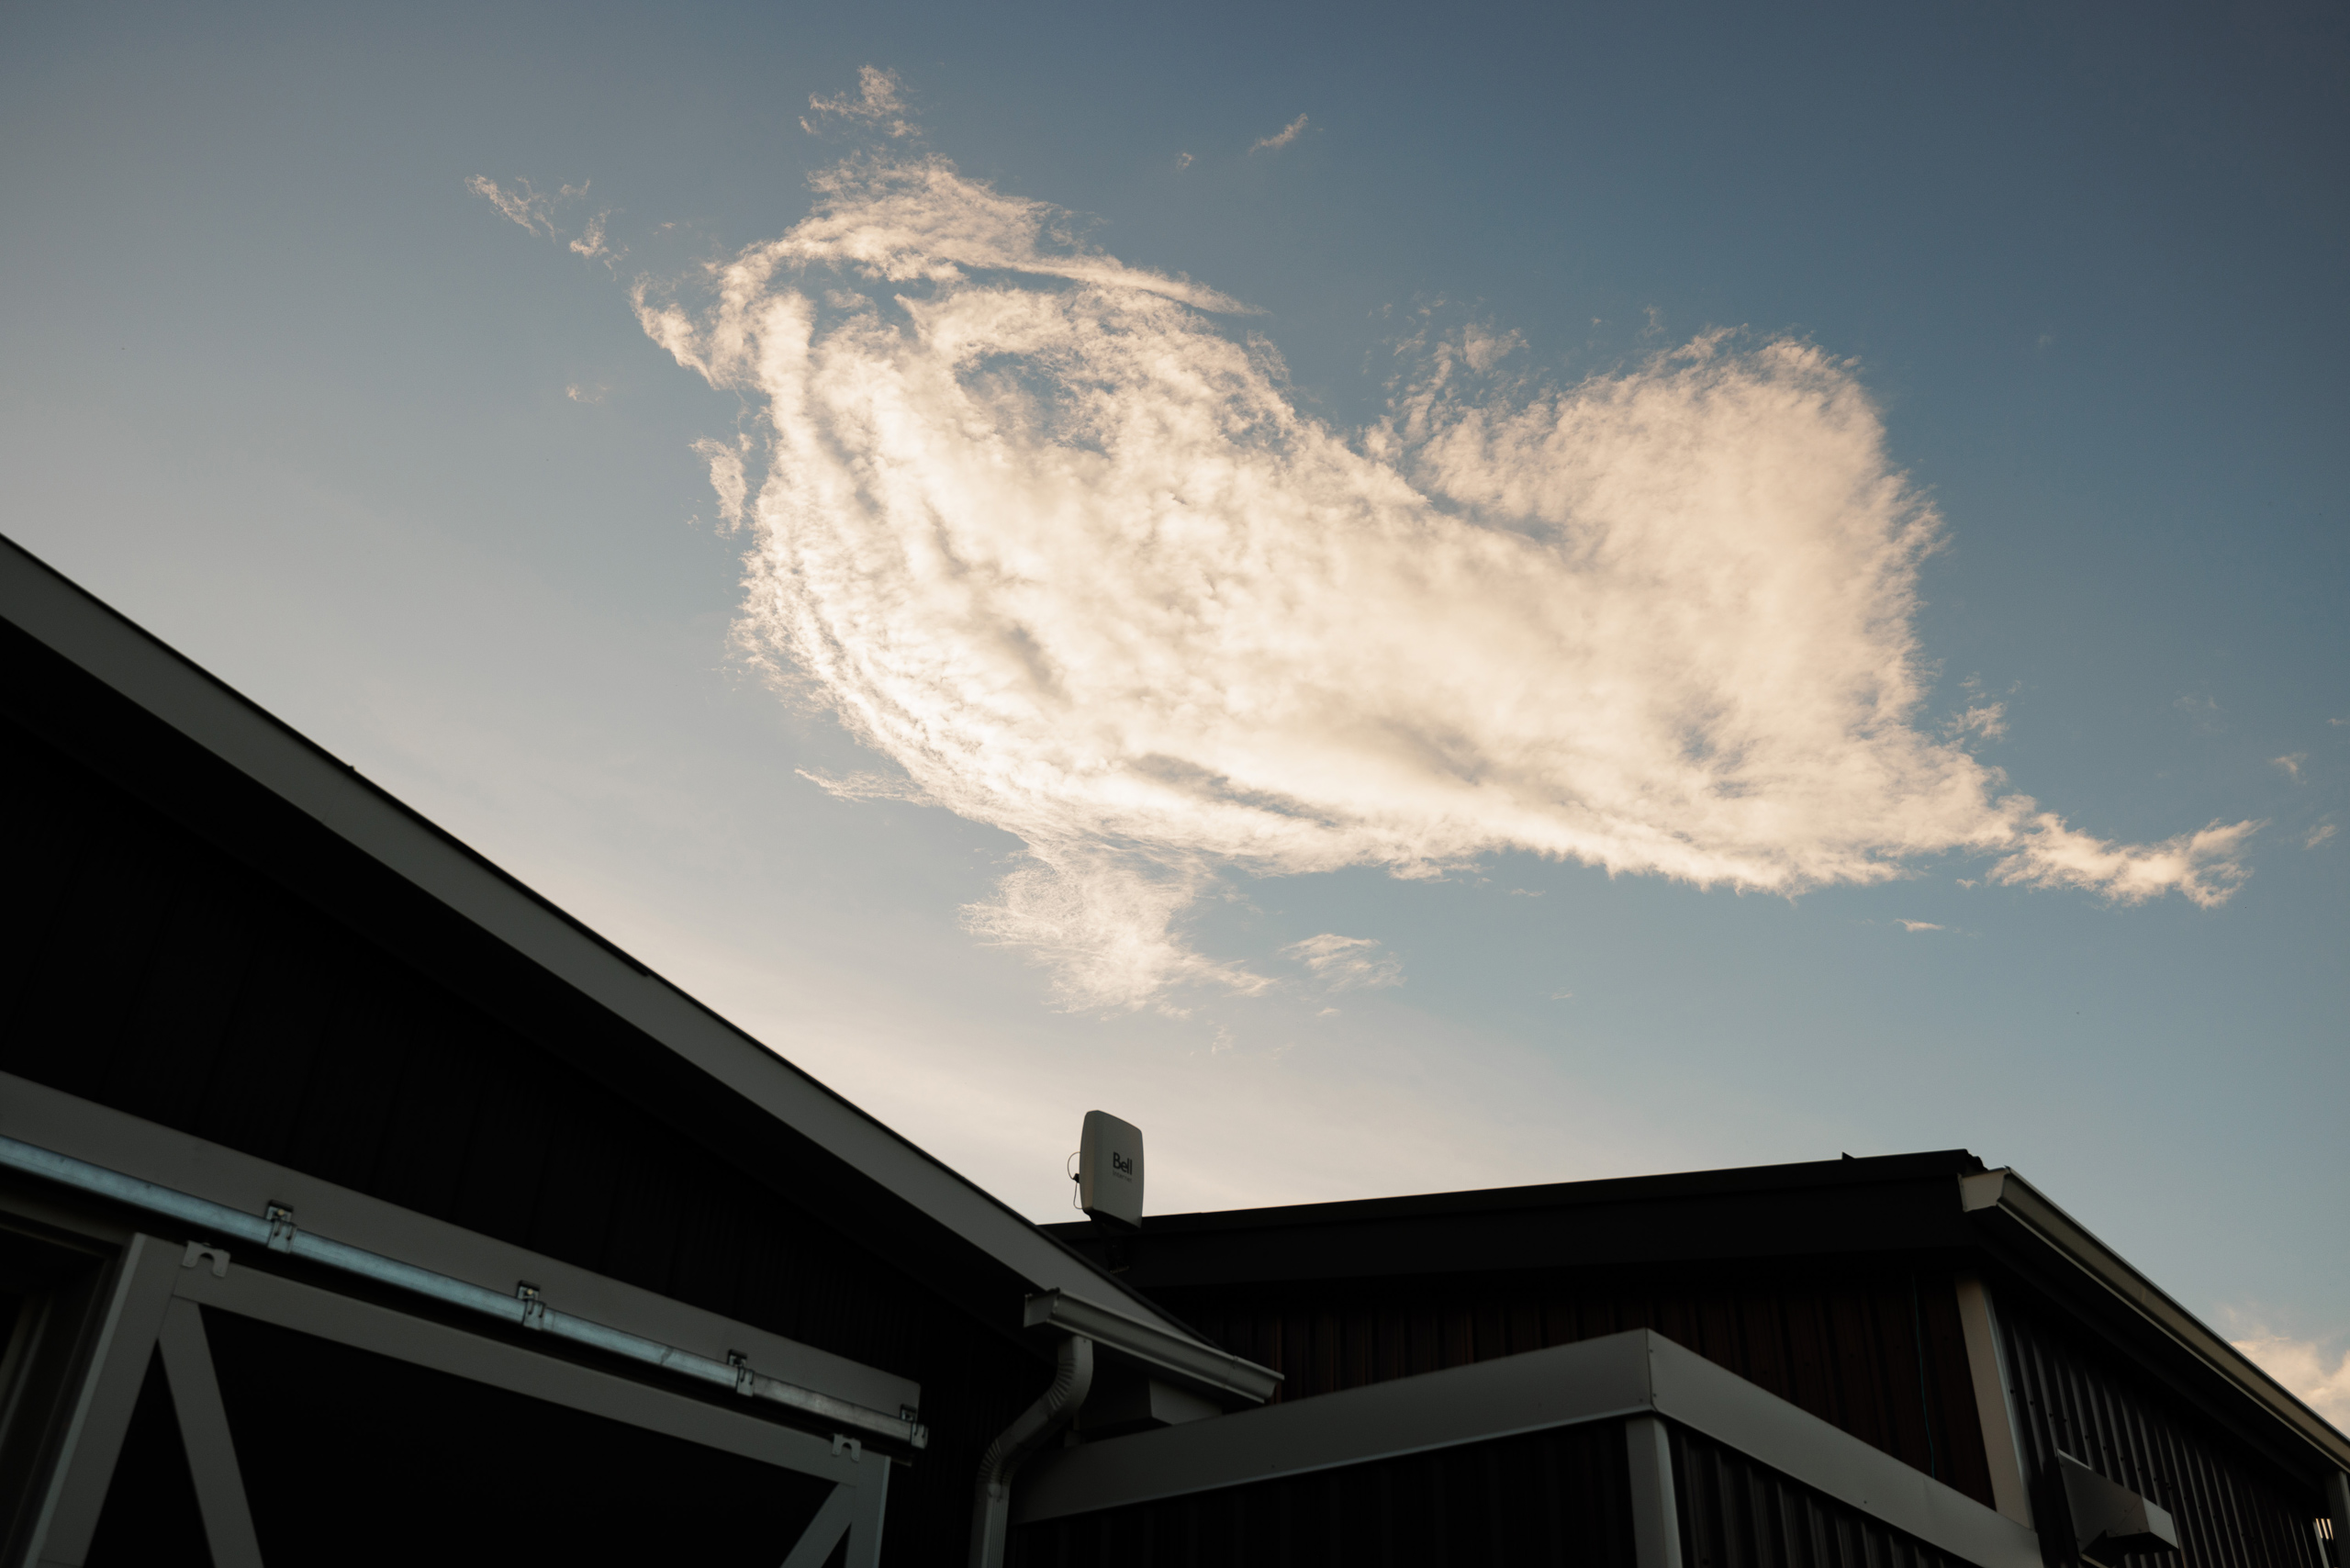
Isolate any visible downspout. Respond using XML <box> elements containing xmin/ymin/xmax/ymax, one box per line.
<box><xmin>970</xmin><ymin>1333</ymin><xmax>1093</xmax><ymax>1568</ymax></box>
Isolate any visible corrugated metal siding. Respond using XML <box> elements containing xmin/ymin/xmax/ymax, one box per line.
<box><xmin>1008</xmin><ymin>1416</ymin><xmax>1636</xmax><ymax>1568</ymax></box>
<box><xmin>1670</xmin><ymin>1422</ymin><xmax>1979</xmax><ymax>1568</ymax></box>
<box><xmin>1153</xmin><ymin>1269</ymin><xmax>1997</xmax><ymax>1509</ymax></box>
<box><xmin>1998</xmin><ymin>1295</ymin><xmax>2324</xmax><ymax>1568</ymax></box>
<box><xmin>0</xmin><ymin>712</ymin><xmax>1038</xmax><ymax>1565</ymax></box>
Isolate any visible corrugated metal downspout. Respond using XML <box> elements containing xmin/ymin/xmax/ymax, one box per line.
<box><xmin>971</xmin><ymin>1334</ymin><xmax>1093</xmax><ymax>1568</ymax></box>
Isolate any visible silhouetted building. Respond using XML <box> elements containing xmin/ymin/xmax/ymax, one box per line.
<box><xmin>3</xmin><ymin>535</ymin><xmax>2344</xmax><ymax>1568</ymax></box>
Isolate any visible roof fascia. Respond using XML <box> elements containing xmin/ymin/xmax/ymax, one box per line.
<box><xmin>0</xmin><ymin>534</ymin><xmax>1192</xmax><ymax>1346</ymax></box>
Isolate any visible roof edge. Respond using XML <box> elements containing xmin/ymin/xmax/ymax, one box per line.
<box><xmin>1049</xmin><ymin>1149</ymin><xmax>1989</xmax><ymax>1238</ymax></box>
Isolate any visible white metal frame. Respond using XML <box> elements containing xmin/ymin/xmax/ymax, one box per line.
<box><xmin>11</xmin><ymin>1226</ymin><xmax>892</xmax><ymax>1568</ymax></box>
<box><xmin>0</xmin><ymin>1073</ymin><xmax>917</xmax><ymax>1426</ymax></box>
<box><xmin>1014</xmin><ymin>1327</ymin><xmax>2044</xmax><ymax>1568</ymax></box>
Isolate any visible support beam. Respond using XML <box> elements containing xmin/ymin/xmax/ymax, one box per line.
<box><xmin>21</xmin><ymin>1234</ymin><xmax>180</xmax><ymax>1568</ymax></box>
<box><xmin>155</xmin><ymin>1300</ymin><xmax>263</xmax><ymax>1568</ymax></box>
<box><xmin>1955</xmin><ymin>1272</ymin><xmax>2033</xmax><ymax>1527</ymax></box>
<box><xmin>2323</xmin><ymin>1471</ymin><xmax>2347</xmax><ymax>1568</ymax></box>
<box><xmin>780</xmin><ymin>1470</ymin><xmax>890</xmax><ymax>1568</ymax></box>
<box><xmin>1627</xmin><ymin>1415</ymin><xmax>1683</xmax><ymax>1568</ymax></box>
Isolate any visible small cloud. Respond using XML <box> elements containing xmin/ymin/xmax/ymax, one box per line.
<box><xmin>2331</xmin><ymin>717</ymin><xmax>2348</xmax><ymax>726</ymax></box>
<box><xmin>1250</xmin><ymin>114</ymin><xmax>1308</xmax><ymax>153</ymax></box>
<box><xmin>1462</xmin><ymin>325</ymin><xmax>1524</xmax><ymax>374</ymax></box>
<box><xmin>1641</xmin><ymin>306</ymin><xmax>1664</xmax><ymax>337</ymax></box>
<box><xmin>1896</xmin><ymin>919</ymin><xmax>1945</xmax><ymax>933</ymax></box>
<box><xmin>803</xmin><ymin>65</ymin><xmax>917</xmax><ymax>139</ymax></box>
<box><xmin>1174</xmin><ymin>151</ymin><xmax>1194</xmax><ymax>170</ymax></box>
<box><xmin>1315</xmin><ymin>1006</ymin><xmax>1339</xmax><ymax>1017</ymax></box>
<box><xmin>2175</xmin><ymin>691</ymin><xmax>2222</xmax><ymax>733</ymax></box>
<box><xmin>467</xmin><ymin>175</ymin><xmax>615</xmax><ymax>266</ymax></box>
<box><xmin>691</xmin><ymin>435</ymin><xmax>750</xmax><ymax>529</ymax></box>
<box><xmin>1549</xmin><ymin>990</ymin><xmax>1575</xmax><ymax>1001</ymax></box>
<box><xmin>569</xmin><ymin>211</ymin><xmax>610</xmax><ymax>261</ymax></box>
<box><xmin>564</xmin><ymin>383</ymin><xmax>608</xmax><ymax>404</ymax></box>
<box><xmin>2035</xmin><ymin>332</ymin><xmax>2055</xmax><ymax>352</ymax></box>
<box><xmin>2272</xmin><ymin>753</ymin><xmax>2307</xmax><ymax>781</ymax></box>
<box><xmin>1283</xmin><ymin>933</ymin><xmax>1403</xmax><ymax>991</ymax></box>
<box><xmin>1948</xmin><ymin>701</ymin><xmax>2008</xmax><ymax>743</ymax></box>
<box><xmin>2307</xmin><ymin>823</ymin><xmax>2337</xmax><ymax>850</ymax></box>
<box><xmin>1505</xmin><ymin>887</ymin><xmax>1543</xmax><ymax>898</ymax></box>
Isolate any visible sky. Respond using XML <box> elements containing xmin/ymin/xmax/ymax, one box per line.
<box><xmin>3</xmin><ymin>3</ymin><xmax>2344</xmax><ymax>1424</ymax></box>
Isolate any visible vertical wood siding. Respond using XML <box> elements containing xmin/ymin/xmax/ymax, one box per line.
<box><xmin>1672</xmin><ymin>1422</ymin><xmax>1978</xmax><ymax>1568</ymax></box>
<box><xmin>1008</xmin><ymin>1416</ymin><xmax>1636</xmax><ymax>1568</ymax></box>
<box><xmin>1998</xmin><ymin>1296</ymin><xmax>2325</xmax><ymax>1568</ymax></box>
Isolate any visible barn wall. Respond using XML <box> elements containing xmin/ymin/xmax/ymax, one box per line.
<box><xmin>1151</xmin><ymin>1267</ymin><xmax>1998</xmax><ymax>1510</ymax></box>
<box><xmin>0</xmin><ymin>706</ymin><xmax>1036</xmax><ymax>1564</ymax></box>
<box><xmin>1670</xmin><ymin>1422</ymin><xmax>1980</xmax><ymax>1568</ymax></box>
<box><xmin>1997</xmin><ymin>1294</ymin><xmax>2325</xmax><ymax>1568</ymax></box>
<box><xmin>1008</xmin><ymin>1415</ymin><xmax>1637</xmax><ymax>1568</ymax></box>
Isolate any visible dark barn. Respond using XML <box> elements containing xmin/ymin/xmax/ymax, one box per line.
<box><xmin>3</xmin><ymin>532</ymin><xmax>2344</xmax><ymax>1568</ymax></box>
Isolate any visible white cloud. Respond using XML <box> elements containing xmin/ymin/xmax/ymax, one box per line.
<box><xmin>802</xmin><ymin>65</ymin><xmax>918</xmax><ymax>140</ymax></box>
<box><xmin>1175</xmin><ymin>151</ymin><xmax>1194</xmax><ymax>171</ymax></box>
<box><xmin>2229</xmin><ymin>1327</ymin><xmax>2350</xmax><ymax>1429</ymax></box>
<box><xmin>690</xmin><ymin>436</ymin><xmax>749</xmax><ymax>530</ymax></box>
<box><xmin>467</xmin><ymin>175</ymin><xmax>614</xmax><ymax>266</ymax></box>
<box><xmin>1283</xmin><ymin>934</ymin><xmax>1404</xmax><ymax>991</ymax></box>
<box><xmin>632</xmin><ymin>143</ymin><xmax>2263</xmax><ymax>1009</ymax></box>
<box><xmin>1949</xmin><ymin>701</ymin><xmax>2008</xmax><ymax>742</ymax></box>
<box><xmin>1897</xmin><ymin>920</ymin><xmax>1944</xmax><ymax>933</ymax></box>
<box><xmin>2273</xmin><ymin>753</ymin><xmax>2306</xmax><ymax>780</ymax></box>
<box><xmin>2307</xmin><ymin>823</ymin><xmax>2336</xmax><ymax>850</ymax></box>
<box><xmin>1250</xmin><ymin>114</ymin><xmax>1308</xmax><ymax>153</ymax></box>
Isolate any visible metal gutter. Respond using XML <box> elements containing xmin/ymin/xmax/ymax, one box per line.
<box><xmin>1022</xmin><ymin>1290</ymin><xmax>1281</xmax><ymax>1406</ymax></box>
<box><xmin>0</xmin><ymin>1132</ymin><xmax>928</xmax><ymax>1451</ymax></box>
<box><xmin>1961</xmin><ymin>1170</ymin><xmax>2350</xmax><ymax>1472</ymax></box>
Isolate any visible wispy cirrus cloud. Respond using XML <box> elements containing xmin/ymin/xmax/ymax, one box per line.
<box><xmin>1251</xmin><ymin>114</ymin><xmax>1308</xmax><ymax>153</ymax></box>
<box><xmin>605</xmin><ymin>109</ymin><xmax>2260</xmax><ymax>1011</ymax></box>
<box><xmin>803</xmin><ymin>65</ymin><xmax>919</xmax><ymax>140</ymax></box>
<box><xmin>1284</xmin><ymin>934</ymin><xmax>1404</xmax><ymax>991</ymax></box>
<box><xmin>467</xmin><ymin>175</ymin><xmax>614</xmax><ymax>263</ymax></box>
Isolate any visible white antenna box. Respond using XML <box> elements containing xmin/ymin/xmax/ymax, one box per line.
<box><xmin>1076</xmin><ymin>1110</ymin><xmax>1144</xmax><ymax>1230</ymax></box>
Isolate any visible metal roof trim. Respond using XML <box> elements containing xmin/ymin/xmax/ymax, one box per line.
<box><xmin>1961</xmin><ymin>1169</ymin><xmax>2350</xmax><ymax>1471</ymax></box>
<box><xmin>1063</xmin><ymin>1149</ymin><xmax>1990</xmax><ymax>1238</ymax></box>
<box><xmin>1023</xmin><ymin>1289</ymin><xmax>1281</xmax><ymax>1406</ymax></box>
<box><xmin>0</xmin><ymin>533</ymin><xmax>1203</xmax><ymax>1350</ymax></box>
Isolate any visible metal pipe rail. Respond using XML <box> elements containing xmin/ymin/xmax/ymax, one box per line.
<box><xmin>0</xmin><ymin>1132</ymin><xmax>927</xmax><ymax>1450</ymax></box>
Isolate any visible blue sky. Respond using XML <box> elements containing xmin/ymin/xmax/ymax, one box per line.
<box><xmin>5</xmin><ymin>3</ymin><xmax>2344</xmax><ymax>1419</ymax></box>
